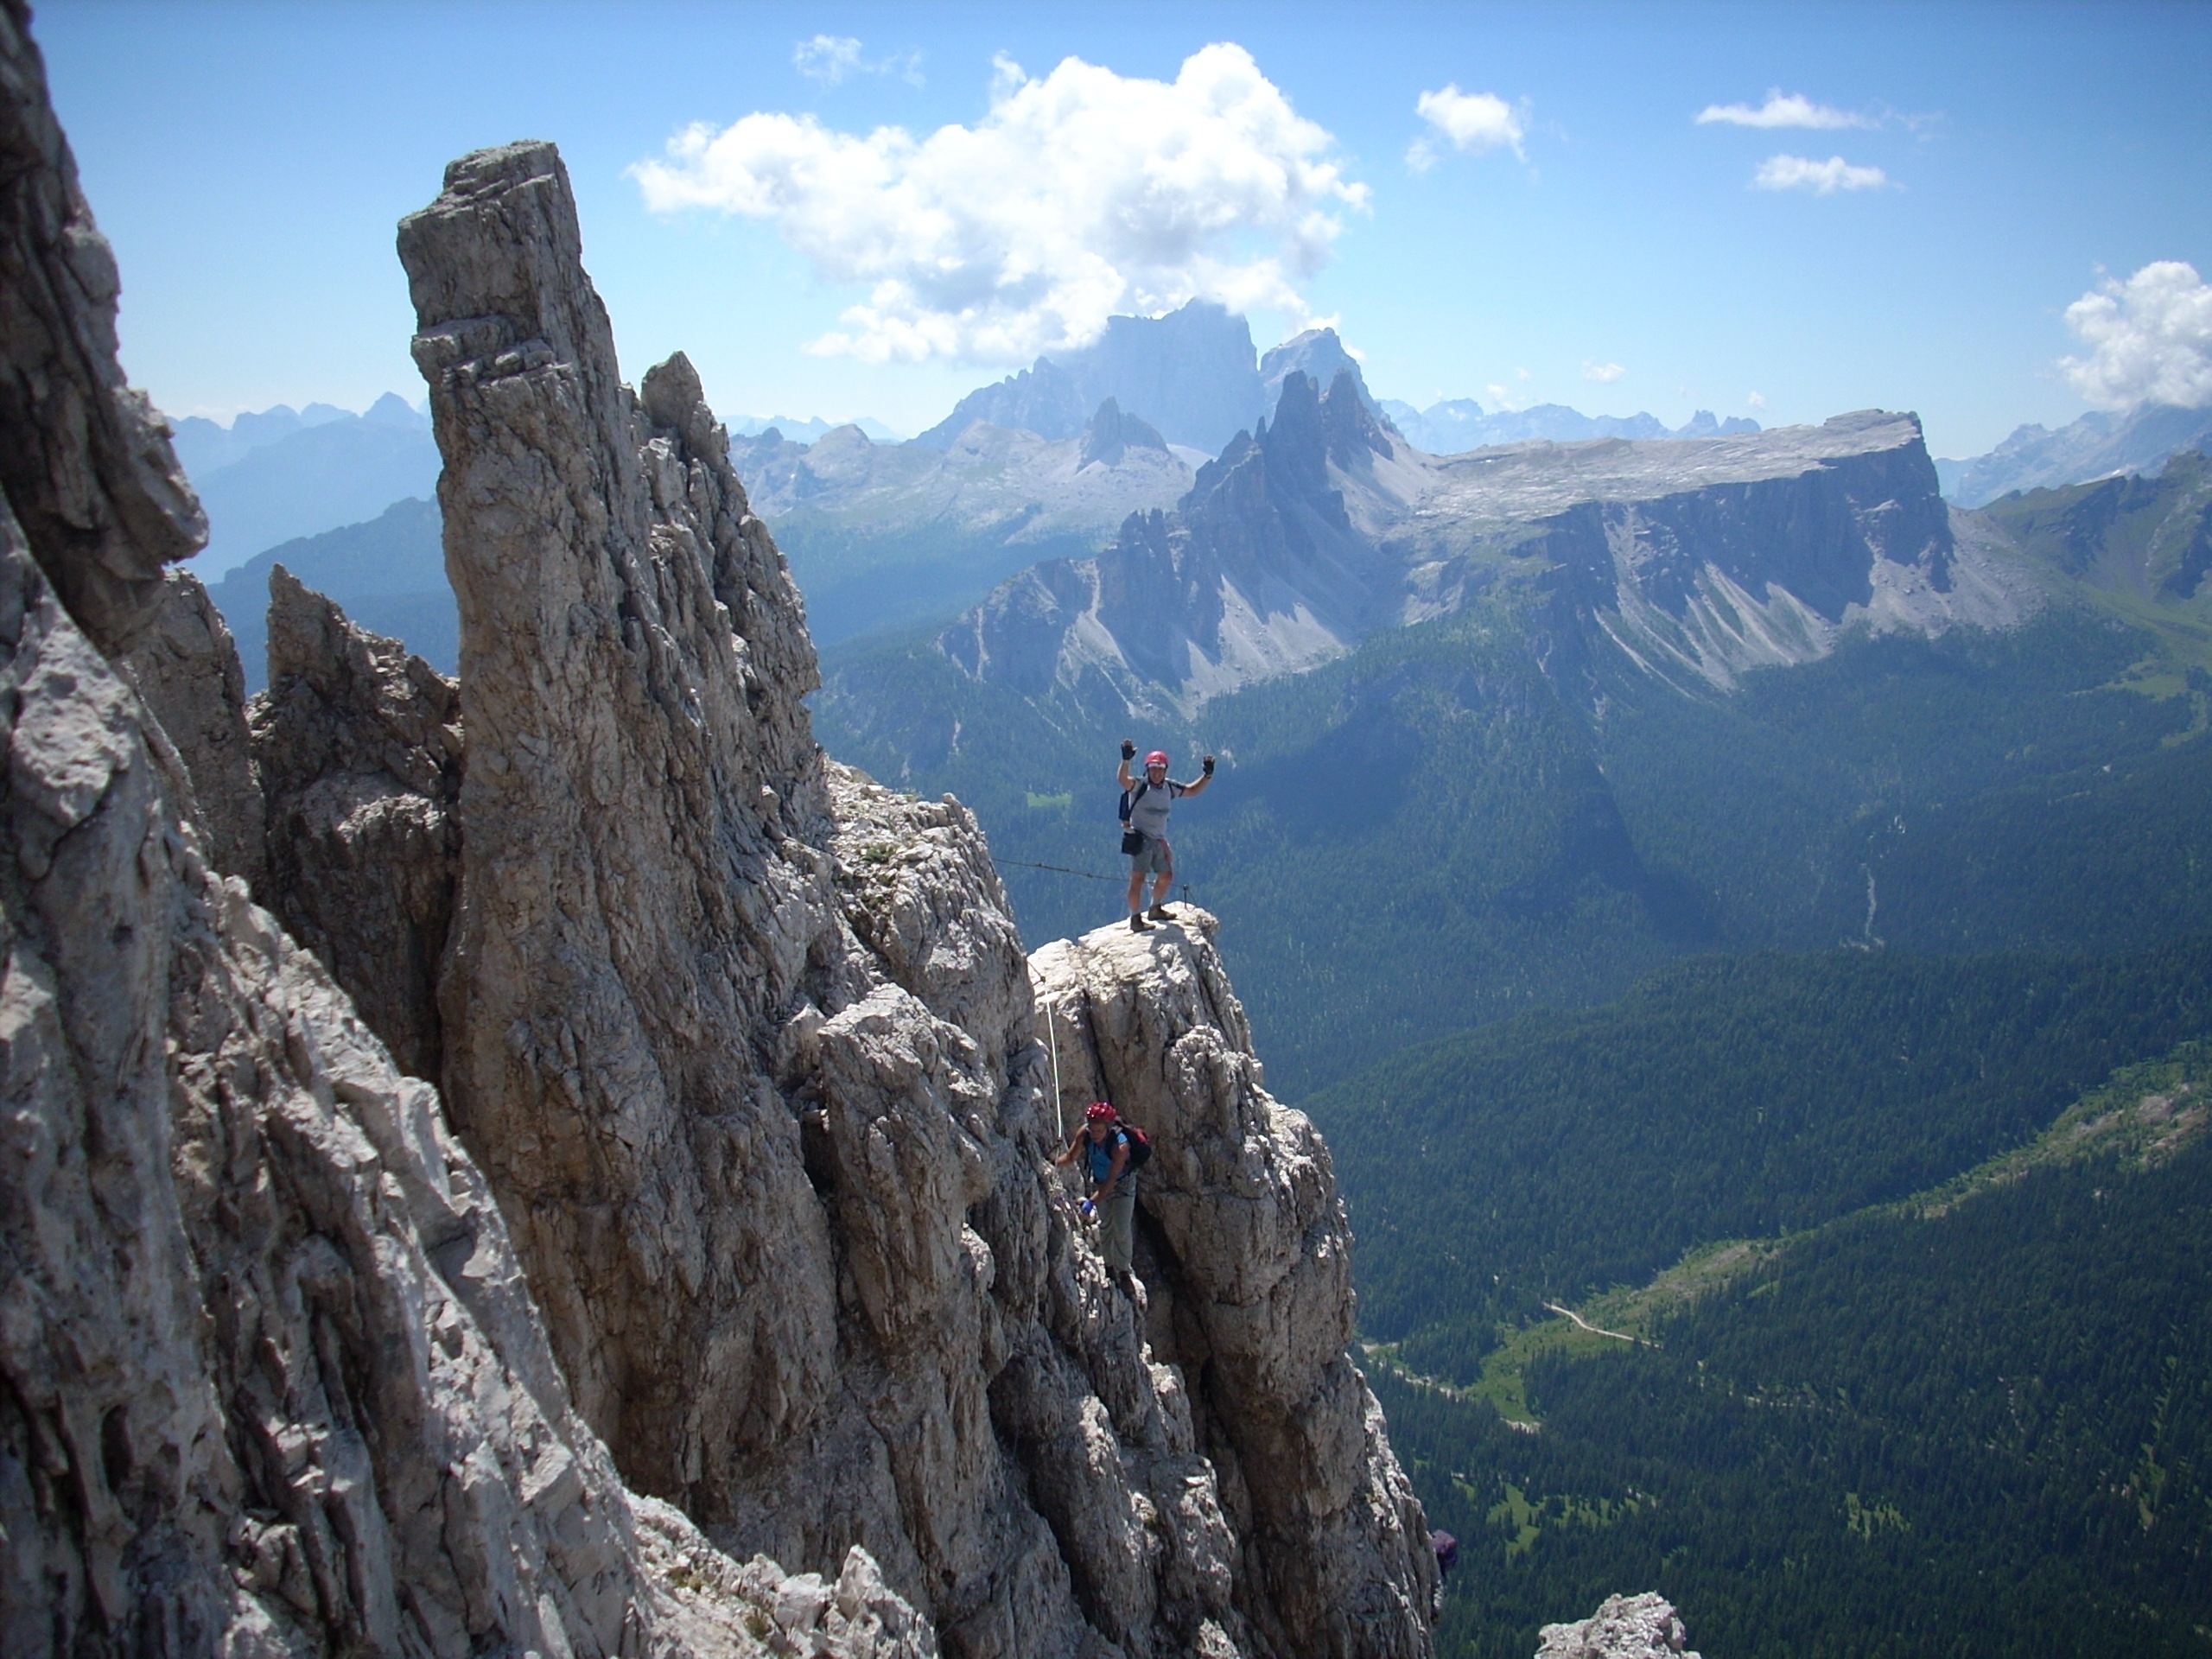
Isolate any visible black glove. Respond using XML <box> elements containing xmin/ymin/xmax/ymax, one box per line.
<box><xmin>1202</xmin><ymin>754</ymin><xmax>1216</xmax><ymax>776</ymax></box>
<box><xmin>1121</xmin><ymin>739</ymin><xmax>1136</xmax><ymax>760</ymax></box>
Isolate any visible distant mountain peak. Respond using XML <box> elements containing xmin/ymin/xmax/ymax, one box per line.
<box><xmin>1936</xmin><ymin>402</ymin><xmax>2212</xmax><ymax>507</ymax></box>
<box><xmin>1078</xmin><ymin>397</ymin><xmax>1168</xmax><ymax>469</ymax></box>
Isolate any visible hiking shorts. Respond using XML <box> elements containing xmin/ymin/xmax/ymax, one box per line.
<box><xmin>1128</xmin><ymin>835</ymin><xmax>1173</xmax><ymax>875</ymax></box>
<box><xmin>1097</xmin><ymin>1189</ymin><xmax>1136</xmax><ymax>1273</ymax></box>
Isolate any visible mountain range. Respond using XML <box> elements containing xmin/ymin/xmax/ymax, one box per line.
<box><xmin>1378</xmin><ymin>398</ymin><xmax>1760</xmax><ymax>454</ymax></box>
<box><xmin>728</xmin><ymin>411</ymin><xmax>904</xmax><ymax>444</ymax></box>
<box><xmin>1935</xmin><ymin>401</ymin><xmax>2212</xmax><ymax>506</ymax></box>
<box><xmin>830</xmin><ymin>375</ymin><xmax>2021</xmax><ymax>745</ymax></box>
<box><xmin>168</xmin><ymin>390</ymin><xmax>441</xmax><ymax>575</ymax></box>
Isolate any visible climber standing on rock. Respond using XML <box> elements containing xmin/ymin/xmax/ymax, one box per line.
<box><xmin>1117</xmin><ymin>739</ymin><xmax>1213</xmax><ymax>932</ymax></box>
<box><xmin>1056</xmin><ymin>1102</ymin><xmax>1142</xmax><ymax>1290</ymax></box>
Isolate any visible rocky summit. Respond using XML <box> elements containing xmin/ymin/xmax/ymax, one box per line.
<box><xmin>0</xmin><ymin>11</ymin><xmax>1437</xmax><ymax>1650</ymax></box>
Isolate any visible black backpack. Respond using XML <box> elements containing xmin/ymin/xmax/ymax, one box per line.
<box><xmin>1114</xmin><ymin>1118</ymin><xmax>1154</xmax><ymax>1170</ymax></box>
<box><xmin>1118</xmin><ymin>780</ymin><xmax>1157</xmax><ymax>855</ymax></box>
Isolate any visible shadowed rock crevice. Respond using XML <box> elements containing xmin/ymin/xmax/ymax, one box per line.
<box><xmin>118</xmin><ymin>565</ymin><xmax>267</xmax><ymax>888</ymax></box>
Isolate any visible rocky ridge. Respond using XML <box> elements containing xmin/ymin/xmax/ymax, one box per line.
<box><xmin>391</xmin><ymin>136</ymin><xmax>1431</xmax><ymax>1658</ymax></box>
<box><xmin>0</xmin><ymin>13</ymin><xmax>930</xmax><ymax>1652</ymax></box>
<box><xmin>1</xmin><ymin>24</ymin><xmax>1434</xmax><ymax>1658</ymax></box>
<box><xmin>1935</xmin><ymin>401</ymin><xmax>2212</xmax><ymax>508</ymax></box>
<box><xmin>1030</xmin><ymin>913</ymin><xmax>1435</xmax><ymax>1658</ymax></box>
<box><xmin>251</xmin><ymin>564</ymin><xmax>463</xmax><ymax>1084</ymax></box>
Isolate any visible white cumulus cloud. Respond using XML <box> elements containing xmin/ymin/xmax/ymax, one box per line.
<box><xmin>2060</xmin><ymin>260</ymin><xmax>2212</xmax><ymax>410</ymax></box>
<box><xmin>1696</xmin><ymin>90</ymin><xmax>1872</xmax><ymax>130</ymax></box>
<box><xmin>1408</xmin><ymin>84</ymin><xmax>1526</xmax><ymax>171</ymax></box>
<box><xmin>1753</xmin><ymin>154</ymin><xmax>1892</xmax><ymax>194</ymax></box>
<box><xmin>632</xmin><ymin>44</ymin><xmax>1366</xmax><ymax>365</ymax></box>
<box><xmin>1582</xmin><ymin>360</ymin><xmax>1626</xmax><ymax>383</ymax></box>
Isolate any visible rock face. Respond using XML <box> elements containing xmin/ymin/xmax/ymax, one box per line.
<box><xmin>118</xmin><ymin>566</ymin><xmax>266</xmax><ymax>887</ymax></box>
<box><xmin>0</xmin><ymin>0</ymin><xmax>203</xmax><ymax>654</ymax></box>
<box><xmin>1030</xmin><ymin>912</ymin><xmax>1438</xmax><ymax>1658</ymax></box>
<box><xmin>398</xmin><ymin>138</ymin><xmax>1433</xmax><ymax>1659</ymax></box>
<box><xmin>0</xmin><ymin>25</ymin><xmax>935</xmax><ymax>1651</ymax></box>
<box><xmin>1535</xmin><ymin>1593</ymin><xmax>1700</xmax><ymax>1659</ymax></box>
<box><xmin>0</xmin><ymin>500</ymin><xmax>925</xmax><ymax>1657</ymax></box>
<box><xmin>251</xmin><ymin>564</ymin><xmax>463</xmax><ymax>1082</ymax></box>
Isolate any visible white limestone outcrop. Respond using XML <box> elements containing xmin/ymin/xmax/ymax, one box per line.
<box><xmin>1535</xmin><ymin>1593</ymin><xmax>1700</xmax><ymax>1659</ymax></box>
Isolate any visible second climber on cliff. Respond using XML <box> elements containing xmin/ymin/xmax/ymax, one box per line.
<box><xmin>1117</xmin><ymin>739</ymin><xmax>1213</xmax><ymax>932</ymax></box>
<box><xmin>1055</xmin><ymin>1101</ymin><xmax>1149</xmax><ymax>1293</ymax></box>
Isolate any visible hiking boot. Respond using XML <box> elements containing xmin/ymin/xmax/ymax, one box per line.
<box><xmin>1128</xmin><ymin>912</ymin><xmax>1151</xmax><ymax>932</ymax></box>
<box><xmin>1147</xmin><ymin>905</ymin><xmax>1177</xmax><ymax>922</ymax></box>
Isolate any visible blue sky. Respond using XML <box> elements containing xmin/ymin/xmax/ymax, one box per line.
<box><xmin>36</xmin><ymin>0</ymin><xmax>2212</xmax><ymax>457</ymax></box>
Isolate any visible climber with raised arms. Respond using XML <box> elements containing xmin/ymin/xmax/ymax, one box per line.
<box><xmin>1116</xmin><ymin>738</ymin><xmax>1213</xmax><ymax>931</ymax></box>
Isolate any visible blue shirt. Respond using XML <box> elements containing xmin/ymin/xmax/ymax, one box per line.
<box><xmin>1084</xmin><ymin>1128</ymin><xmax>1138</xmax><ymax>1196</ymax></box>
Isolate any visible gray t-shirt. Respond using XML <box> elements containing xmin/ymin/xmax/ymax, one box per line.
<box><xmin>1125</xmin><ymin>778</ymin><xmax>1186</xmax><ymax>838</ymax></box>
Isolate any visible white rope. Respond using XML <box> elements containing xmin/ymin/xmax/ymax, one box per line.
<box><xmin>1047</xmin><ymin>1004</ymin><xmax>1066</xmax><ymax>1144</ymax></box>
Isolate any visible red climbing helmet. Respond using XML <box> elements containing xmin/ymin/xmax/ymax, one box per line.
<box><xmin>1145</xmin><ymin>751</ymin><xmax>1169</xmax><ymax>769</ymax></box>
<box><xmin>1085</xmin><ymin>1101</ymin><xmax>1117</xmax><ymax>1123</ymax></box>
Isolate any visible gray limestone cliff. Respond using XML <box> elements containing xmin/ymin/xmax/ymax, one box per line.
<box><xmin>394</xmin><ymin>138</ymin><xmax>1433</xmax><ymax>1658</ymax></box>
<box><xmin>0</xmin><ymin>17</ymin><xmax>938</xmax><ymax>1654</ymax></box>
<box><xmin>0</xmin><ymin>2</ymin><xmax>201</xmax><ymax>655</ymax></box>
<box><xmin>0</xmin><ymin>497</ymin><xmax>924</xmax><ymax>1657</ymax></box>
<box><xmin>1031</xmin><ymin>914</ymin><xmax>1437</xmax><ymax>1657</ymax></box>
